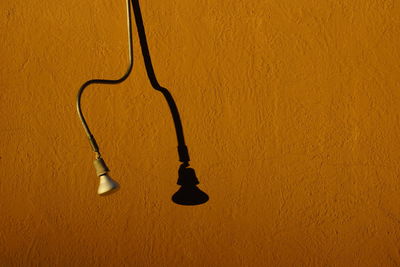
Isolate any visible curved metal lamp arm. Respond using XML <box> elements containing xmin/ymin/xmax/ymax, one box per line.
<box><xmin>132</xmin><ymin>0</ymin><xmax>190</xmax><ymax>164</ymax></box>
<box><xmin>77</xmin><ymin>0</ymin><xmax>190</xmax><ymax>164</ymax></box>
<box><xmin>76</xmin><ymin>0</ymin><xmax>134</xmax><ymax>155</ymax></box>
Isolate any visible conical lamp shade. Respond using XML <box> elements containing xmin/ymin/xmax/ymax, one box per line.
<box><xmin>98</xmin><ymin>174</ymin><xmax>119</xmax><ymax>195</ymax></box>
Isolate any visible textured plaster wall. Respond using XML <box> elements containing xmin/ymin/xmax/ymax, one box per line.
<box><xmin>1</xmin><ymin>0</ymin><xmax>400</xmax><ymax>266</ymax></box>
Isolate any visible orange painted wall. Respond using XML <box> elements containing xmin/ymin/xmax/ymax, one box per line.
<box><xmin>1</xmin><ymin>0</ymin><xmax>400</xmax><ymax>266</ymax></box>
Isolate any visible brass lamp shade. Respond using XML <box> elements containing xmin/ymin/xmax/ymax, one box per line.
<box><xmin>98</xmin><ymin>174</ymin><xmax>119</xmax><ymax>195</ymax></box>
<box><xmin>94</xmin><ymin>158</ymin><xmax>119</xmax><ymax>195</ymax></box>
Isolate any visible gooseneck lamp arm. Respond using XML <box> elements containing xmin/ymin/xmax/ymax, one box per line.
<box><xmin>76</xmin><ymin>0</ymin><xmax>134</xmax><ymax>156</ymax></box>
<box><xmin>132</xmin><ymin>0</ymin><xmax>190</xmax><ymax>164</ymax></box>
<box><xmin>77</xmin><ymin>0</ymin><xmax>190</xmax><ymax>164</ymax></box>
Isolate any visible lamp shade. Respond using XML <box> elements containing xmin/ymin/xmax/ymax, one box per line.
<box><xmin>94</xmin><ymin>158</ymin><xmax>119</xmax><ymax>195</ymax></box>
<box><xmin>98</xmin><ymin>174</ymin><xmax>119</xmax><ymax>195</ymax></box>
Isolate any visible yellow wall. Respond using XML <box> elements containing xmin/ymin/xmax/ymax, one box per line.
<box><xmin>1</xmin><ymin>0</ymin><xmax>400</xmax><ymax>265</ymax></box>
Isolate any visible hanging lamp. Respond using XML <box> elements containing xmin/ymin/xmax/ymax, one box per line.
<box><xmin>76</xmin><ymin>0</ymin><xmax>208</xmax><ymax>205</ymax></box>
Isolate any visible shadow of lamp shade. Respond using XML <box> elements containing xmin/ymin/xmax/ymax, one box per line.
<box><xmin>75</xmin><ymin>0</ymin><xmax>208</xmax><ymax>205</ymax></box>
<box><xmin>172</xmin><ymin>164</ymin><xmax>209</xmax><ymax>205</ymax></box>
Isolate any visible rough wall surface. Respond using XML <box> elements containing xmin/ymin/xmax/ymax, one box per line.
<box><xmin>1</xmin><ymin>0</ymin><xmax>400</xmax><ymax>266</ymax></box>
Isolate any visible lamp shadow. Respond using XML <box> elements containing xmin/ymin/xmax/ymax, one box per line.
<box><xmin>132</xmin><ymin>0</ymin><xmax>209</xmax><ymax>205</ymax></box>
<box><xmin>172</xmin><ymin>164</ymin><xmax>209</xmax><ymax>205</ymax></box>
